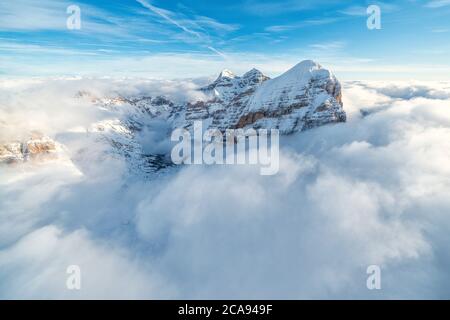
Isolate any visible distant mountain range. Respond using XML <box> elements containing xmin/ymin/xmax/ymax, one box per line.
<box><xmin>0</xmin><ymin>60</ymin><xmax>346</xmax><ymax>176</ymax></box>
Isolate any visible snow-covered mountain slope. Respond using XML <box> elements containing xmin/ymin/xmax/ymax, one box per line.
<box><xmin>242</xmin><ymin>60</ymin><xmax>345</xmax><ymax>133</ymax></box>
<box><xmin>71</xmin><ymin>94</ymin><xmax>175</xmax><ymax>177</ymax></box>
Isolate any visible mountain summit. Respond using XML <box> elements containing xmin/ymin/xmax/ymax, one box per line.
<box><xmin>216</xmin><ymin>69</ymin><xmax>236</xmax><ymax>80</ymax></box>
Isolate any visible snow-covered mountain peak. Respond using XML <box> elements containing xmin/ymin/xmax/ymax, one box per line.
<box><xmin>216</xmin><ymin>69</ymin><xmax>236</xmax><ymax>81</ymax></box>
<box><xmin>243</xmin><ymin>68</ymin><xmax>263</xmax><ymax>78</ymax></box>
<box><xmin>242</xmin><ymin>68</ymin><xmax>270</xmax><ymax>84</ymax></box>
<box><xmin>290</xmin><ymin>59</ymin><xmax>321</xmax><ymax>71</ymax></box>
<box><xmin>275</xmin><ymin>59</ymin><xmax>328</xmax><ymax>85</ymax></box>
<box><xmin>201</xmin><ymin>68</ymin><xmax>270</xmax><ymax>103</ymax></box>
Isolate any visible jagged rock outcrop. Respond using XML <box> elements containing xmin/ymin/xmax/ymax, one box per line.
<box><xmin>0</xmin><ymin>132</ymin><xmax>59</xmax><ymax>164</ymax></box>
<box><xmin>0</xmin><ymin>142</ymin><xmax>23</xmax><ymax>164</ymax></box>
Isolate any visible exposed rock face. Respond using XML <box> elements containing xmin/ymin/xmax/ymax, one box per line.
<box><xmin>0</xmin><ymin>132</ymin><xmax>59</xmax><ymax>164</ymax></box>
<box><xmin>236</xmin><ymin>112</ymin><xmax>266</xmax><ymax>128</ymax></box>
<box><xmin>0</xmin><ymin>142</ymin><xmax>24</xmax><ymax>164</ymax></box>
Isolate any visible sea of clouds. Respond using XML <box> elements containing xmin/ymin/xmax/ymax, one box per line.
<box><xmin>0</xmin><ymin>78</ymin><xmax>450</xmax><ymax>299</ymax></box>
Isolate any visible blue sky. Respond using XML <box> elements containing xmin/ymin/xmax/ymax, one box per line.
<box><xmin>0</xmin><ymin>0</ymin><xmax>449</xmax><ymax>79</ymax></box>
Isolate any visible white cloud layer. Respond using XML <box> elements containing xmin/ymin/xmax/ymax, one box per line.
<box><xmin>1</xmin><ymin>78</ymin><xmax>450</xmax><ymax>299</ymax></box>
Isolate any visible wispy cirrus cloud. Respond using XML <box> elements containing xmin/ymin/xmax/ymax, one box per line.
<box><xmin>0</xmin><ymin>0</ymin><xmax>66</xmax><ymax>31</ymax></box>
<box><xmin>135</xmin><ymin>0</ymin><xmax>234</xmax><ymax>58</ymax></box>
<box><xmin>338</xmin><ymin>5</ymin><xmax>367</xmax><ymax>17</ymax></box>
<box><xmin>0</xmin><ymin>42</ymin><xmax>101</xmax><ymax>56</ymax></box>
<box><xmin>425</xmin><ymin>0</ymin><xmax>450</xmax><ymax>8</ymax></box>
<box><xmin>0</xmin><ymin>0</ymin><xmax>164</xmax><ymax>43</ymax></box>
<box><xmin>0</xmin><ymin>0</ymin><xmax>236</xmax><ymax>59</ymax></box>
<box><xmin>265</xmin><ymin>17</ymin><xmax>342</xmax><ymax>32</ymax></box>
<box><xmin>136</xmin><ymin>0</ymin><xmax>205</xmax><ymax>41</ymax></box>
<box><xmin>339</xmin><ymin>2</ymin><xmax>399</xmax><ymax>16</ymax></box>
<box><xmin>240</xmin><ymin>0</ymin><xmax>340</xmax><ymax>16</ymax></box>
<box><xmin>308</xmin><ymin>41</ymin><xmax>346</xmax><ymax>51</ymax></box>
<box><xmin>431</xmin><ymin>28</ymin><xmax>449</xmax><ymax>33</ymax></box>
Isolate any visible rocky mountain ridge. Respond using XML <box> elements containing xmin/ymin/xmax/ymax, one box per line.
<box><xmin>1</xmin><ymin>60</ymin><xmax>346</xmax><ymax>176</ymax></box>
